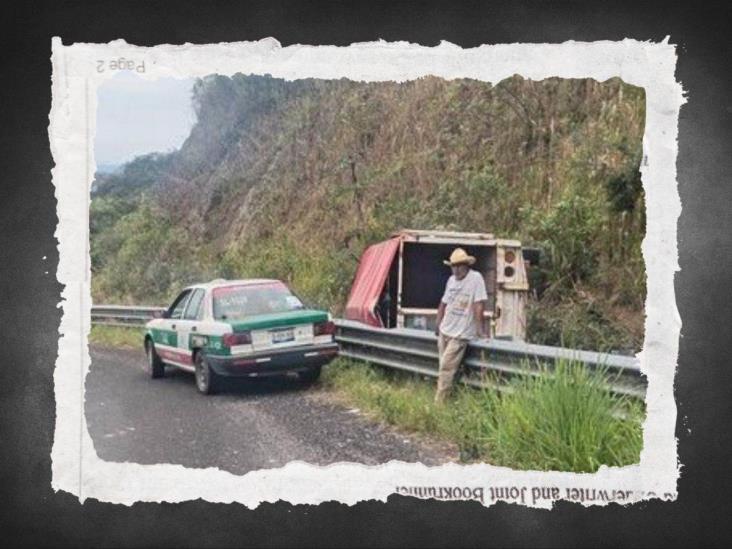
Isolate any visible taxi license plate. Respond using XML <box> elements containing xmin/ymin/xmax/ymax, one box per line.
<box><xmin>271</xmin><ymin>328</ymin><xmax>295</xmax><ymax>344</ymax></box>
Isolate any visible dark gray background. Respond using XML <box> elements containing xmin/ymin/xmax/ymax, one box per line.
<box><xmin>1</xmin><ymin>1</ymin><xmax>731</xmax><ymax>547</ymax></box>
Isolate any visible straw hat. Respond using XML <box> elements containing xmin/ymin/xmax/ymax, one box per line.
<box><xmin>443</xmin><ymin>248</ymin><xmax>476</xmax><ymax>266</ymax></box>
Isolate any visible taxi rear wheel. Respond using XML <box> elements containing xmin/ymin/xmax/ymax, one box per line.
<box><xmin>146</xmin><ymin>340</ymin><xmax>165</xmax><ymax>379</ymax></box>
<box><xmin>299</xmin><ymin>365</ymin><xmax>322</xmax><ymax>385</ymax></box>
<box><xmin>194</xmin><ymin>352</ymin><xmax>218</xmax><ymax>395</ymax></box>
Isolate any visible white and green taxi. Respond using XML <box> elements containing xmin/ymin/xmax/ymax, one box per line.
<box><xmin>144</xmin><ymin>279</ymin><xmax>339</xmax><ymax>394</ymax></box>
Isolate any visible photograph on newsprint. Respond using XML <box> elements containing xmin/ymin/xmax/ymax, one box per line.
<box><xmin>50</xmin><ymin>37</ymin><xmax>682</xmax><ymax>508</ymax></box>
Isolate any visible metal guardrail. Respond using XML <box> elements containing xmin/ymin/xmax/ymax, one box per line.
<box><xmin>91</xmin><ymin>305</ymin><xmax>165</xmax><ymax>328</ymax></box>
<box><xmin>333</xmin><ymin>319</ymin><xmax>646</xmax><ymax>399</ymax></box>
<box><xmin>90</xmin><ymin>306</ymin><xmax>646</xmax><ymax>398</ymax></box>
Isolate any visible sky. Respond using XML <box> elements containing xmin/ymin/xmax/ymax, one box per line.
<box><xmin>95</xmin><ymin>72</ymin><xmax>196</xmax><ymax>167</ymax></box>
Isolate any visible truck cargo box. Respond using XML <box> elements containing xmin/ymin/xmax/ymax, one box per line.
<box><xmin>344</xmin><ymin>229</ymin><xmax>530</xmax><ymax>340</ymax></box>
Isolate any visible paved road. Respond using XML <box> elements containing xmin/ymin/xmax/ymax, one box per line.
<box><xmin>86</xmin><ymin>346</ymin><xmax>454</xmax><ymax>474</ymax></box>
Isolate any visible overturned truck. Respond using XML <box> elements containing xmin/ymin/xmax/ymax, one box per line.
<box><xmin>344</xmin><ymin>229</ymin><xmax>530</xmax><ymax>340</ymax></box>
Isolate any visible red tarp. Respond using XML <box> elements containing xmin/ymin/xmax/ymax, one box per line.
<box><xmin>344</xmin><ymin>237</ymin><xmax>400</xmax><ymax>327</ymax></box>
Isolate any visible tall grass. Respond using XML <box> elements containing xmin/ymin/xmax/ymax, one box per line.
<box><xmin>322</xmin><ymin>358</ymin><xmax>644</xmax><ymax>472</ymax></box>
<box><xmin>479</xmin><ymin>359</ymin><xmax>644</xmax><ymax>472</ymax></box>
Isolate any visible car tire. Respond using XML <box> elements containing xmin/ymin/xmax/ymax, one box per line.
<box><xmin>146</xmin><ymin>339</ymin><xmax>165</xmax><ymax>379</ymax></box>
<box><xmin>299</xmin><ymin>365</ymin><xmax>322</xmax><ymax>385</ymax></box>
<box><xmin>194</xmin><ymin>352</ymin><xmax>218</xmax><ymax>395</ymax></box>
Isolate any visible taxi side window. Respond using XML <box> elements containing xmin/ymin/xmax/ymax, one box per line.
<box><xmin>169</xmin><ymin>290</ymin><xmax>192</xmax><ymax>320</ymax></box>
<box><xmin>183</xmin><ymin>289</ymin><xmax>205</xmax><ymax>320</ymax></box>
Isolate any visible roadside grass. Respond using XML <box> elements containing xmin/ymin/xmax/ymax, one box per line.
<box><xmin>321</xmin><ymin>357</ymin><xmax>644</xmax><ymax>472</ymax></box>
<box><xmin>89</xmin><ymin>325</ymin><xmax>144</xmax><ymax>349</ymax></box>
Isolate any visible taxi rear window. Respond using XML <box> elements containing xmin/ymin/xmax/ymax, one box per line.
<box><xmin>212</xmin><ymin>283</ymin><xmax>304</xmax><ymax>320</ymax></box>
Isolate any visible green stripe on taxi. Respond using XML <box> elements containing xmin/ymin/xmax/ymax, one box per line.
<box><xmin>227</xmin><ymin>309</ymin><xmax>328</xmax><ymax>332</ymax></box>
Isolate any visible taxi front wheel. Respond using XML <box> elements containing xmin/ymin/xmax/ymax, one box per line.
<box><xmin>146</xmin><ymin>340</ymin><xmax>165</xmax><ymax>379</ymax></box>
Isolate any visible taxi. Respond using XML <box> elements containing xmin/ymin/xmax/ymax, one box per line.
<box><xmin>144</xmin><ymin>279</ymin><xmax>339</xmax><ymax>394</ymax></box>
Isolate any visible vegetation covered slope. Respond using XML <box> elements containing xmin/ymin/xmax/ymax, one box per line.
<box><xmin>91</xmin><ymin>74</ymin><xmax>646</xmax><ymax>352</ymax></box>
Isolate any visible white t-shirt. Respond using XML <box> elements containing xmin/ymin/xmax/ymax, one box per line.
<box><xmin>439</xmin><ymin>269</ymin><xmax>488</xmax><ymax>340</ymax></box>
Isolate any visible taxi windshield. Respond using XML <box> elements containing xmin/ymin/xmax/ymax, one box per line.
<box><xmin>212</xmin><ymin>283</ymin><xmax>304</xmax><ymax>320</ymax></box>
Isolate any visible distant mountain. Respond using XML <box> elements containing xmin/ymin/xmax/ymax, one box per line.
<box><xmin>95</xmin><ymin>162</ymin><xmax>124</xmax><ymax>175</ymax></box>
<box><xmin>91</xmin><ymin>152</ymin><xmax>177</xmax><ymax>198</ymax></box>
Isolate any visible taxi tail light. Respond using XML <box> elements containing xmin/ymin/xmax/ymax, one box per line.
<box><xmin>223</xmin><ymin>331</ymin><xmax>252</xmax><ymax>347</ymax></box>
<box><xmin>314</xmin><ymin>320</ymin><xmax>336</xmax><ymax>336</ymax></box>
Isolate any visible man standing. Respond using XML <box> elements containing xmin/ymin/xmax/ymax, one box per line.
<box><xmin>434</xmin><ymin>248</ymin><xmax>488</xmax><ymax>403</ymax></box>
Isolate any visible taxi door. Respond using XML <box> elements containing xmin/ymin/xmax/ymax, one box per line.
<box><xmin>175</xmin><ymin>288</ymin><xmax>206</xmax><ymax>365</ymax></box>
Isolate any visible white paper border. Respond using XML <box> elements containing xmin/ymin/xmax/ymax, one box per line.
<box><xmin>50</xmin><ymin>37</ymin><xmax>683</xmax><ymax>508</ymax></box>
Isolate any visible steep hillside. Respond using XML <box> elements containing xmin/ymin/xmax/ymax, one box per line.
<box><xmin>91</xmin><ymin>74</ymin><xmax>646</xmax><ymax>352</ymax></box>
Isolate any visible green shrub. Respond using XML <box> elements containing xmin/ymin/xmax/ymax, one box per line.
<box><xmin>525</xmin><ymin>191</ymin><xmax>605</xmax><ymax>289</ymax></box>
<box><xmin>220</xmin><ymin>236</ymin><xmax>357</xmax><ymax>313</ymax></box>
<box><xmin>526</xmin><ymin>298</ymin><xmax>639</xmax><ymax>352</ymax></box>
<box><xmin>92</xmin><ymin>200</ymin><xmax>213</xmax><ymax>304</ymax></box>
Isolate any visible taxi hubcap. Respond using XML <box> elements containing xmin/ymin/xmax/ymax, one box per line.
<box><xmin>197</xmin><ymin>359</ymin><xmax>207</xmax><ymax>389</ymax></box>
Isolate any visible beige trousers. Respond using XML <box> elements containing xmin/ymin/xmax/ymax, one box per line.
<box><xmin>435</xmin><ymin>333</ymin><xmax>469</xmax><ymax>403</ymax></box>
